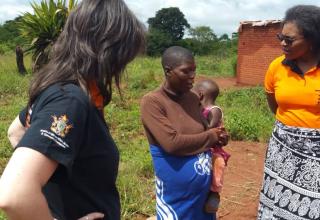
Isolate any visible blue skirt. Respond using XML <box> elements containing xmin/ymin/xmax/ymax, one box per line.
<box><xmin>150</xmin><ymin>145</ymin><xmax>216</xmax><ymax>220</ymax></box>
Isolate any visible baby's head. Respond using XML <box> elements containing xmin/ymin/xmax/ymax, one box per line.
<box><xmin>193</xmin><ymin>79</ymin><xmax>220</xmax><ymax>104</ymax></box>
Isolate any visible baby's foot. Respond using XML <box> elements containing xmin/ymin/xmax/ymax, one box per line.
<box><xmin>204</xmin><ymin>192</ymin><xmax>220</xmax><ymax>213</ymax></box>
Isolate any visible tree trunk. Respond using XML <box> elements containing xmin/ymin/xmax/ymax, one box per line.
<box><xmin>16</xmin><ymin>45</ymin><xmax>27</xmax><ymax>74</ymax></box>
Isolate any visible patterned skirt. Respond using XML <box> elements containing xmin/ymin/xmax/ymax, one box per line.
<box><xmin>257</xmin><ymin>121</ymin><xmax>320</xmax><ymax>220</ymax></box>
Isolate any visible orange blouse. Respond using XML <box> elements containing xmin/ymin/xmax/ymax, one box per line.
<box><xmin>88</xmin><ymin>81</ymin><xmax>104</xmax><ymax>114</ymax></box>
<box><xmin>265</xmin><ymin>55</ymin><xmax>320</xmax><ymax>128</ymax></box>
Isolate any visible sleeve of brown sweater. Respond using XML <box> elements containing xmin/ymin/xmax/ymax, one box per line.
<box><xmin>140</xmin><ymin>94</ymin><xmax>218</xmax><ymax>156</ymax></box>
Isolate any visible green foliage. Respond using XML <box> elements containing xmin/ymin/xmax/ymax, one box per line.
<box><xmin>195</xmin><ymin>55</ymin><xmax>236</xmax><ymax>77</ymax></box>
<box><xmin>148</xmin><ymin>7</ymin><xmax>190</xmax><ymax>42</ymax></box>
<box><xmin>0</xmin><ymin>43</ymin><xmax>11</xmax><ymax>55</ymax></box>
<box><xmin>0</xmin><ymin>16</ymin><xmax>26</xmax><ymax>49</ymax></box>
<box><xmin>219</xmin><ymin>33</ymin><xmax>230</xmax><ymax>41</ymax></box>
<box><xmin>19</xmin><ymin>0</ymin><xmax>77</xmax><ymax>70</ymax></box>
<box><xmin>146</xmin><ymin>29</ymin><xmax>173</xmax><ymax>56</ymax></box>
<box><xmin>188</xmin><ymin>26</ymin><xmax>217</xmax><ymax>42</ymax></box>
<box><xmin>218</xmin><ymin>87</ymin><xmax>274</xmax><ymax>142</ymax></box>
<box><xmin>178</xmin><ymin>28</ymin><xmax>238</xmax><ymax>57</ymax></box>
<box><xmin>0</xmin><ymin>212</ymin><xmax>6</xmax><ymax>220</ymax></box>
<box><xmin>0</xmin><ymin>54</ymin><xmax>30</xmax><ymax>178</ymax></box>
<box><xmin>146</xmin><ymin>7</ymin><xmax>190</xmax><ymax>56</ymax></box>
<box><xmin>177</xmin><ymin>38</ymin><xmax>214</xmax><ymax>56</ymax></box>
<box><xmin>125</xmin><ymin>56</ymin><xmax>162</xmax><ymax>92</ymax></box>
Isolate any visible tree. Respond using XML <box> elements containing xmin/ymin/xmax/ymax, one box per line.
<box><xmin>231</xmin><ymin>32</ymin><xmax>238</xmax><ymax>40</ymax></box>
<box><xmin>19</xmin><ymin>0</ymin><xmax>77</xmax><ymax>71</ymax></box>
<box><xmin>147</xmin><ymin>7</ymin><xmax>190</xmax><ymax>42</ymax></box>
<box><xmin>188</xmin><ymin>26</ymin><xmax>217</xmax><ymax>42</ymax></box>
<box><xmin>0</xmin><ymin>16</ymin><xmax>26</xmax><ymax>48</ymax></box>
<box><xmin>218</xmin><ymin>33</ymin><xmax>230</xmax><ymax>41</ymax></box>
<box><xmin>146</xmin><ymin>29</ymin><xmax>173</xmax><ymax>56</ymax></box>
<box><xmin>16</xmin><ymin>45</ymin><xmax>27</xmax><ymax>74</ymax></box>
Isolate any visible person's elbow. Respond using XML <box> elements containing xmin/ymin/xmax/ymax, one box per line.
<box><xmin>160</xmin><ymin>139</ymin><xmax>188</xmax><ymax>156</ymax></box>
<box><xmin>0</xmin><ymin>187</ymin><xmax>16</xmax><ymax>211</ymax></box>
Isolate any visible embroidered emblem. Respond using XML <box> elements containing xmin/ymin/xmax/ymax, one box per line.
<box><xmin>50</xmin><ymin>115</ymin><xmax>72</xmax><ymax>138</ymax></box>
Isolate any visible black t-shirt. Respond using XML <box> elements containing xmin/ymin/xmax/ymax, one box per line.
<box><xmin>17</xmin><ymin>83</ymin><xmax>120</xmax><ymax>220</ymax></box>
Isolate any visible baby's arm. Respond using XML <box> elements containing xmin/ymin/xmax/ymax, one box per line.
<box><xmin>207</xmin><ymin>107</ymin><xmax>223</xmax><ymax>128</ymax></box>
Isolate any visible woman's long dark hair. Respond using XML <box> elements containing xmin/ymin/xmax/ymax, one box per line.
<box><xmin>28</xmin><ymin>0</ymin><xmax>145</xmax><ymax>107</ymax></box>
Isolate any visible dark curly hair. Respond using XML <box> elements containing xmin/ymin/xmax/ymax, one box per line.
<box><xmin>28</xmin><ymin>0</ymin><xmax>146</xmax><ymax>107</ymax></box>
<box><xmin>283</xmin><ymin>5</ymin><xmax>320</xmax><ymax>54</ymax></box>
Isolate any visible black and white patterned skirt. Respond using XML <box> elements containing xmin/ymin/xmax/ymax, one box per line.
<box><xmin>257</xmin><ymin>121</ymin><xmax>320</xmax><ymax>220</ymax></box>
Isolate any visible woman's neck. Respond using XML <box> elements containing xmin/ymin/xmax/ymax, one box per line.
<box><xmin>296</xmin><ymin>52</ymin><xmax>320</xmax><ymax>73</ymax></box>
<box><xmin>163</xmin><ymin>81</ymin><xmax>184</xmax><ymax>97</ymax></box>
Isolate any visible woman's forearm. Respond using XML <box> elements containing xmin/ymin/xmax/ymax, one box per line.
<box><xmin>0</xmin><ymin>147</ymin><xmax>58</xmax><ymax>220</ymax></box>
<box><xmin>1</xmin><ymin>190</ymin><xmax>54</xmax><ymax>220</ymax></box>
<box><xmin>7</xmin><ymin>115</ymin><xmax>26</xmax><ymax>148</ymax></box>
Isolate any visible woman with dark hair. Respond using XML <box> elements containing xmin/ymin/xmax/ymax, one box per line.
<box><xmin>0</xmin><ymin>0</ymin><xmax>145</xmax><ymax>219</ymax></box>
<box><xmin>257</xmin><ymin>5</ymin><xmax>320</xmax><ymax>220</ymax></box>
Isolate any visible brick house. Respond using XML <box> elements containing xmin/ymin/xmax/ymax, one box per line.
<box><xmin>236</xmin><ymin>20</ymin><xmax>283</xmax><ymax>85</ymax></box>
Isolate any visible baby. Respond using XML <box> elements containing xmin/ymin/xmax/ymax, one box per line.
<box><xmin>193</xmin><ymin>79</ymin><xmax>231</xmax><ymax>213</ymax></box>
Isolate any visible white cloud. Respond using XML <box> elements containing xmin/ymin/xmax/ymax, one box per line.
<box><xmin>1</xmin><ymin>0</ymin><xmax>320</xmax><ymax>36</ymax></box>
<box><xmin>125</xmin><ymin>0</ymin><xmax>320</xmax><ymax>36</ymax></box>
<box><xmin>0</xmin><ymin>3</ymin><xmax>32</xmax><ymax>24</ymax></box>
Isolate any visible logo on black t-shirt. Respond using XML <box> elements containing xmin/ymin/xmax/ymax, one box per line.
<box><xmin>50</xmin><ymin>114</ymin><xmax>73</xmax><ymax>138</ymax></box>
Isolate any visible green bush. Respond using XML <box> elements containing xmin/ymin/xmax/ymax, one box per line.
<box><xmin>196</xmin><ymin>55</ymin><xmax>236</xmax><ymax>77</ymax></box>
<box><xmin>0</xmin><ymin>43</ymin><xmax>11</xmax><ymax>55</ymax></box>
<box><xmin>218</xmin><ymin>86</ymin><xmax>274</xmax><ymax>142</ymax></box>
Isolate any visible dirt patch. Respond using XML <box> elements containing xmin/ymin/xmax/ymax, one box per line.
<box><xmin>218</xmin><ymin>141</ymin><xmax>266</xmax><ymax>220</ymax></box>
<box><xmin>196</xmin><ymin>75</ymin><xmax>252</xmax><ymax>90</ymax></box>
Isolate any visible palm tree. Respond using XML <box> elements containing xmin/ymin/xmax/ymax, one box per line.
<box><xmin>19</xmin><ymin>0</ymin><xmax>77</xmax><ymax>72</ymax></box>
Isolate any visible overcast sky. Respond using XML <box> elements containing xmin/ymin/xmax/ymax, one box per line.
<box><xmin>1</xmin><ymin>0</ymin><xmax>320</xmax><ymax>36</ymax></box>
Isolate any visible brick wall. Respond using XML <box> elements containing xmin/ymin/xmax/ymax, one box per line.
<box><xmin>237</xmin><ymin>22</ymin><xmax>282</xmax><ymax>85</ymax></box>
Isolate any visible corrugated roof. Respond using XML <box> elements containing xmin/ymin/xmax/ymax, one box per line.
<box><xmin>238</xmin><ymin>20</ymin><xmax>282</xmax><ymax>32</ymax></box>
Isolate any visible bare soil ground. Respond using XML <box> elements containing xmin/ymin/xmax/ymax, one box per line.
<box><xmin>218</xmin><ymin>141</ymin><xmax>266</xmax><ymax>220</ymax></box>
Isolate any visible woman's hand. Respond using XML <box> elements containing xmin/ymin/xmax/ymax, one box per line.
<box><xmin>210</xmin><ymin>127</ymin><xmax>229</xmax><ymax>146</ymax></box>
<box><xmin>77</xmin><ymin>212</ymin><xmax>104</xmax><ymax>220</ymax></box>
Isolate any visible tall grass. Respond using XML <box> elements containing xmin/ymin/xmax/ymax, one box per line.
<box><xmin>218</xmin><ymin>87</ymin><xmax>274</xmax><ymax>142</ymax></box>
<box><xmin>196</xmin><ymin>54</ymin><xmax>237</xmax><ymax>77</ymax></box>
<box><xmin>0</xmin><ymin>53</ymin><xmax>273</xmax><ymax>219</ymax></box>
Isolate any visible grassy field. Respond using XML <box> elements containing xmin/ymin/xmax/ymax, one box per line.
<box><xmin>0</xmin><ymin>53</ymin><xmax>273</xmax><ymax>219</ymax></box>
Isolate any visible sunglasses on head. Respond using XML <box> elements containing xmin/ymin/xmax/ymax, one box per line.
<box><xmin>276</xmin><ymin>33</ymin><xmax>303</xmax><ymax>45</ymax></box>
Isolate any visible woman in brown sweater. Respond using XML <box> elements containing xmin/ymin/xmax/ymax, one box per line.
<box><xmin>140</xmin><ymin>46</ymin><xmax>228</xmax><ymax>220</ymax></box>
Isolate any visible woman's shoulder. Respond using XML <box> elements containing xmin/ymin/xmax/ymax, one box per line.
<box><xmin>141</xmin><ymin>88</ymin><xmax>162</xmax><ymax>102</ymax></box>
<box><xmin>269</xmin><ymin>55</ymin><xmax>286</xmax><ymax>68</ymax></box>
<box><xmin>38</xmin><ymin>83</ymin><xmax>89</xmax><ymax>106</ymax></box>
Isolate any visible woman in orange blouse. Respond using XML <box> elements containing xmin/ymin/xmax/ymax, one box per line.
<box><xmin>257</xmin><ymin>5</ymin><xmax>320</xmax><ymax>220</ymax></box>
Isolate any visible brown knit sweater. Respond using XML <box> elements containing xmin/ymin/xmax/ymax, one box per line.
<box><xmin>140</xmin><ymin>85</ymin><xmax>218</xmax><ymax>155</ymax></box>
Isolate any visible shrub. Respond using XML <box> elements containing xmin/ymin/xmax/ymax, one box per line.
<box><xmin>0</xmin><ymin>43</ymin><xmax>12</xmax><ymax>55</ymax></box>
<box><xmin>218</xmin><ymin>87</ymin><xmax>274</xmax><ymax>142</ymax></box>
